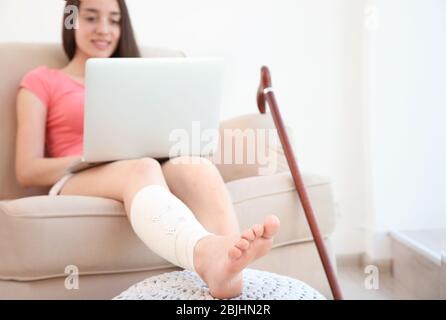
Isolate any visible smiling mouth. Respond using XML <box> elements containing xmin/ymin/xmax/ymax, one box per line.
<box><xmin>91</xmin><ymin>40</ymin><xmax>111</xmax><ymax>50</ymax></box>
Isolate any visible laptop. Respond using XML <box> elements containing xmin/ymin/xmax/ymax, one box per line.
<box><xmin>67</xmin><ymin>57</ymin><xmax>225</xmax><ymax>173</ymax></box>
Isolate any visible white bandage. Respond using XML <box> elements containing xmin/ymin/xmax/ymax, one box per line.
<box><xmin>130</xmin><ymin>185</ymin><xmax>212</xmax><ymax>272</ymax></box>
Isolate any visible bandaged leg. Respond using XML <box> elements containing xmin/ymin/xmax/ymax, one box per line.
<box><xmin>130</xmin><ymin>185</ymin><xmax>212</xmax><ymax>272</ymax></box>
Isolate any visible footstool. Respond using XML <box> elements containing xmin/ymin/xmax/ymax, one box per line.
<box><xmin>113</xmin><ymin>269</ymin><xmax>326</xmax><ymax>300</ymax></box>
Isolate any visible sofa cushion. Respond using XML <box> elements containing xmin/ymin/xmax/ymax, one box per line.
<box><xmin>207</xmin><ymin>113</ymin><xmax>295</xmax><ymax>182</ymax></box>
<box><xmin>0</xmin><ymin>172</ymin><xmax>335</xmax><ymax>281</ymax></box>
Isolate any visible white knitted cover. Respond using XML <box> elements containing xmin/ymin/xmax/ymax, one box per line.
<box><xmin>113</xmin><ymin>269</ymin><xmax>326</xmax><ymax>300</ymax></box>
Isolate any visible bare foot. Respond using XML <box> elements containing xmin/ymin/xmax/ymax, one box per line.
<box><xmin>194</xmin><ymin>215</ymin><xmax>280</xmax><ymax>299</ymax></box>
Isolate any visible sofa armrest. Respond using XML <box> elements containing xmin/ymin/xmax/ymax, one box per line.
<box><xmin>206</xmin><ymin>113</ymin><xmax>295</xmax><ymax>182</ymax></box>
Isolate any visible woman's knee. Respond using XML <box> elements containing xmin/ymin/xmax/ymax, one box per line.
<box><xmin>129</xmin><ymin>157</ymin><xmax>164</xmax><ymax>177</ymax></box>
<box><xmin>163</xmin><ymin>156</ymin><xmax>219</xmax><ymax>179</ymax></box>
<box><xmin>167</xmin><ymin>155</ymin><xmax>214</xmax><ymax>167</ymax></box>
<box><xmin>121</xmin><ymin>157</ymin><xmax>166</xmax><ymax>200</ymax></box>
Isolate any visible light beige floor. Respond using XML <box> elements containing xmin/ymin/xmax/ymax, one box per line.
<box><xmin>337</xmin><ymin>264</ymin><xmax>415</xmax><ymax>300</ymax></box>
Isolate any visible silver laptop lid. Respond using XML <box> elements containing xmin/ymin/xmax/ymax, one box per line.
<box><xmin>83</xmin><ymin>58</ymin><xmax>224</xmax><ymax>162</ymax></box>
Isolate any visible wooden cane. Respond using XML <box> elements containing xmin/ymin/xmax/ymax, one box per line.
<box><xmin>257</xmin><ymin>66</ymin><xmax>343</xmax><ymax>300</ymax></box>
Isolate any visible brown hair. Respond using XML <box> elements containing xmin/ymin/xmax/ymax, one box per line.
<box><xmin>62</xmin><ymin>0</ymin><xmax>141</xmax><ymax>60</ymax></box>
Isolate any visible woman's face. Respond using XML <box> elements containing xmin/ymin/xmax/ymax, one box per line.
<box><xmin>75</xmin><ymin>0</ymin><xmax>121</xmax><ymax>58</ymax></box>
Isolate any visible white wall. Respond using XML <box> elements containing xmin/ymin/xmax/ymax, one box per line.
<box><xmin>0</xmin><ymin>0</ymin><xmax>368</xmax><ymax>255</ymax></box>
<box><xmin>363</xmin><ymin>0</ymin><xmax>446</xmax><ymax>260</ymax></box>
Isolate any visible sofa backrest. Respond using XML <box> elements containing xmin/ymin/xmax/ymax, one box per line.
<box><xmin>0</xmin><ymin>43</ymin><xmax>184</xmax><ymax>200</ymax></box>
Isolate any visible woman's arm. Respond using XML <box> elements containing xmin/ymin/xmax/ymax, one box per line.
<box><xmin>15</xmin><ymin>89</ymin><xmax>81</xmax><ymax>188</ymax></box>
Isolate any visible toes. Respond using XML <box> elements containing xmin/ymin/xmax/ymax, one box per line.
<box><xmin>252</xmin><ymin>224</ymin><xmax>264</xmax><ymax>238</ymax></box>
<box><xmin>263</xmin><ymin>215</ymin><xmax>280</xmax><ymax>239</ymax></box>
<box><xmin>228</xmin><ymin>246</ymin><xmax>243</xmax><ymax>260</ymax></box>
<box><xmin>241</xmin><ymin>228</ymin><xmax>256</xmax><ymax>241</ymax></box>
<box><xmin>235</xmin><ymin>238</ymin><xmax>250</xmax><ymax>251</ymax></box>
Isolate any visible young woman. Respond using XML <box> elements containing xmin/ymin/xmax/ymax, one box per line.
<box><xmin>15</xmin><ymin>0</ymin><xmax>280</xmax><ymax>299</ymax></box>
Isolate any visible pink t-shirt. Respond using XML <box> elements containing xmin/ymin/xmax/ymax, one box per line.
<box><xmin>19</xmin><ymin>66</ymin><xmax>84</xmax><ymax>158</ymax></box>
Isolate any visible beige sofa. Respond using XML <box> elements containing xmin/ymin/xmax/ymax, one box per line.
<box><xmin>0</xmin><ymin>43</ymin><xmax>337</xmax><ymax>299</ymax></box>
